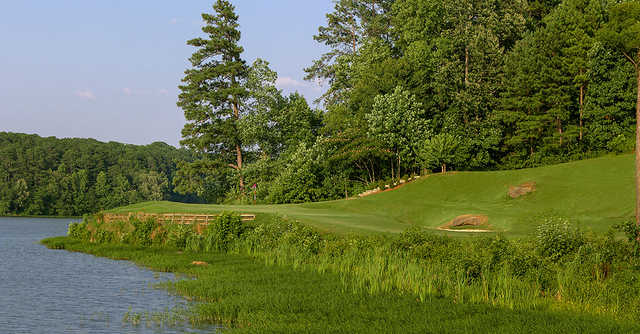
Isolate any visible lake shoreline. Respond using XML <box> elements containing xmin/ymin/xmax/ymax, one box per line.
<box><xmin>0</xmin><ymin>217</ymin><xmax>198</xmax><ymax>334</ymax></box>
<box><xmin>0</xmin><ymin>214</ymin><xmax>82</xmax><ymax>219</ymax></box>
<box><xmin>40</xmin><ymin>235</ymin><xmax>640</xmax><ymax>333</ymax></box>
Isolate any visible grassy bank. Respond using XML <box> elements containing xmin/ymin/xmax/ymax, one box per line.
<box><xmin>42</xmin><ymin>236</ymin><xmax>640</xmax><ymax>333</ymax></box>
<box><xmin>45</xmin><ymin>212</ymin><xmax>640</xmax><ymax>331</ymax></box>
<box><xmin>108</xmin><ymin>154</ymin><xmax>634</xmax><ymax>236</ymax></box>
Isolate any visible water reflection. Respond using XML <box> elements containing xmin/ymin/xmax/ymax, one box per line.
<box><xmin>0</xmin><ymin>217</ymin><xmax>212</xmax><ymax>334</ymax></box>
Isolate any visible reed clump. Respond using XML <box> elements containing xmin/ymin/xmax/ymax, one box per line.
<box><xmin>66</xmin><ymin>213</ymin><xmax>640</xmax><ymax>321</ymax></box>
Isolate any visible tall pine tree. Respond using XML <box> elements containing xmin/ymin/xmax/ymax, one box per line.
<box><xmin>178</xmin><ymin>0</ymin><xmax>249</xmax><ymax>193</ymax></box>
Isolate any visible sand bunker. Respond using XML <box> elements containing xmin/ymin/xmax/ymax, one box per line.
<box><xmin>437</xmin><ymin>214</ymin><xmax>493</xmax><ymax>232</ymax></box>
<box><xmin>508</xmin><ymin>182</ymin><xmax>536</xmax><ymax>199</ymax></box>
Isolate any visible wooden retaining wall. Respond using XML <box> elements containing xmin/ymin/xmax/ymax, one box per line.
<box><xmin>99</xmin><ymin>212</ymin><xmax>256</xmax><ymax>225</ymax></box>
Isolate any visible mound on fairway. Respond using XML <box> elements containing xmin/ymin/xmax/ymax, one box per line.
<box><xmin>108</xmin><ymin>154</ymin><xmax>634</xmax><ymax>236</ymax></box>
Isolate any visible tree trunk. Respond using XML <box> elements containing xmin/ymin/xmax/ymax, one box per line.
<box><xmin>558</xmin><ymin>119</ymin><xmax>563</xmax><ymax>146</ymax></box>
<box><xmin>371</xmin><ymin>159</ymin><xmax>376</xmax><ymax>184</ymax></box>
<box><xmin>390</xmin><ymin>158</ymin><xmax>394</xmax><ymax>180</ymax></box>
<box><xmin>232</xmin><ymin>101</ymin><xmax>244</xmax><ymax>193</ymax></box>
<box><xmin>635</xmin><ymin>64</ymin><xmax>640</xmax><ymax>226</ymax></box>
<box><xmin>236</xmin><ymin>144</ymin><xmax>244</xmax><ymax>191</ymax></box>
<box><xmin>464</xmin><ymin>46</ymin><xmax>469</xmax><ymax>87</ymax></box>
<box><xmin>579</xmin><ymin>84</ymin><xmax>584</xmax><ymax>141</ymax></box>
<box><xmin>463</xmin><ymin>45</ymin><xmax>470</xmax><ymax>125</ymax></box>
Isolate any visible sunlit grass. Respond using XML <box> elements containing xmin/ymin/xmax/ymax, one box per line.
<box><xmin>42</xmin><ymin>236</ymin><xmax>640</xmax><ymax>333</ymax></box>
<box><xmin>107</xmin><ymin>154</ymin><xmax>634</xmax><ymax>236</ymax></box>
<box><xmin>43</xmin><ymin>208</ymin><xmax>640</xmax><ymax>333</ymax></box>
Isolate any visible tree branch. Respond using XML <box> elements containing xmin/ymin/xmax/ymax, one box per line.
<box><xmin>623</xmin><ymin>51</ymin><xmax>638</xmax><ymax>69</ymax></box>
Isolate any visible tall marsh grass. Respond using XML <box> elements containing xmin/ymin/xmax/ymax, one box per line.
<box><xmin>68</xmin><ymin>213</ymin><xmax>640</xmax><ymax>321</ymax></box>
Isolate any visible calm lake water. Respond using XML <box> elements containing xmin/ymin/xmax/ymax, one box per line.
<box><xmin>0</xmin><ymin>217</ymin><xmax>210</xmax><ymax>334</ymax></box>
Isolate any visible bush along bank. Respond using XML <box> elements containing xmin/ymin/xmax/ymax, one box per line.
<box><xmin>64</xmin><ymin>213</ymin><xmax>640</xmax><ymax>321</ymax></box>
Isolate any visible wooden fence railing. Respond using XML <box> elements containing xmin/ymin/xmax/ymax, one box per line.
<box><xmin>99</xmin><ymin>212</ymin><xmax>256</xmax><ymax>225</ymax></box>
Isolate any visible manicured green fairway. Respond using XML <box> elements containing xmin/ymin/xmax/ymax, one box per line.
<box><xmin>109</xmin><ymin>154</ymin><xmax>634</xmax><ymax>236</ymax></box>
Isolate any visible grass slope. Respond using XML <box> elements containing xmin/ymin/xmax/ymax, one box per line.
<box><xmin>110</xmin><ymin>154</ymin><xmax>634</xmax><ymax>236</ymax></box>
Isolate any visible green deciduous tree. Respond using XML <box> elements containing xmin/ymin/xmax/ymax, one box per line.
<box><xmin>366</xmin><ymin>87</ymin><xmax>429</xmax><ymax>178</ymax></box>
<box><xmin>240</xmin><ymin>58</ymin><xmax>282</xmax><ymax>157</ymax></box>
<box><xmin>305</xmin><ymin>0</ymin><xmax>394</xmax><ymax>104</ymax></box>
<box><xmin>544</xmin><ymin>0</ymin><xmax>607</xmax><ymax>142</ymax></box>
<box><xmin>527</xmin><ymin>0</ymin><xmax>561</xmax><ymax>28</ymax></box>
<box><xmin>71</xmin><ymin>169</ymin><xmax>91</xmax><ymax>215</ymax></box>
<box><xmin>419</xmin><ymin>133</ymin><xmax>461</xmax><ymax>173</ymax></box>
<box><xmin>136</xmin><ymin>171</ymin><xmax>169</xmax><ymax>201</ymax></box>
<box><xmin>584</xmin><ymin>42</ymin><xmax>636</xmax><ymax>152</ymax></box>
<box><xmin>241</xmin><ymin>59</ymin><xmax>322</xmax><ymax>158</ymax></box>
<box><xmin>598</xmin><ymin>2</ymin><xmax>640</xmax><ymax>225</ymax></box>
<box><xmin>13</xmin><ymin>178</ymin><xmax>29</xmax><ymax>212</ymax></box>
<box><xmin>173</xmin><ymin>160</ymin><xmax>228</xmax><ymax>204</ymax></box>
<box><xmin>94</xmin><ymin>171</ymin><xmax>110</xmax><ymax>210</ymax></box>
<box><xmin>0</xmin><ymin>132</ymin><xmax>196</xmax><ymax>216</ymax></box>
<box><xmin>497</xmin><ymin>0</ymin><xmax>606</xmax><ymax>166</ymax></box>
<box><xmin>266</xmin><ymin>143</ymin><xmax>321</xmax><ymax>204</ymax></box>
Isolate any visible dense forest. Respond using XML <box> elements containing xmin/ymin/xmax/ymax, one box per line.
<box><xmin>3</xmin><ymin>0</ymin><xmax>638</xmax><ymax>213</ymax></box>
<box><xmin>174</xmin><ymin>0</ymin><xmax>639</xmax><ymax>204</ymax></box>
<box><xmin>0</xmin><ymin>132</ymin><xmax>200</xmax><ymax>216</ymax></box>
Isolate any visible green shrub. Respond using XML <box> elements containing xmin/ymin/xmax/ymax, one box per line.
<box><xmin>280</xmin><ymin>221</ymin><xmax>321</xmax><ymax>255</ymax></box>
<box><xmin>319</xmin><ymin>235</ymin><xmax>350</xmax><ymax>258</ymax></box>
<box><xmin>165</xmin><ymin>223</ymin><xmax>194</xmax><ymax>249</ymax></box>
<box><xmin>67</xmin><ymin>222</ymin><xmax>90</xmax><ymax>241</ymax></box>
<box><xmin>67</xmin><ymin>222</ymin><xmax>80</xmax><ymax>238</ymax></box>
<box><xmin>0</xmin><ymin>200</ymin><xmax>8</xmax><ymax>215</ymax></box>
<box><xmin>152</xmin><ymin>227</ymin><xmax>168</xmax><ymax>246</ymax></box>
<box><xmin>130</xmin><ymin>217</ymin><xmax>157</xmax><ymax>246</ymax></box>
<box><xmin>535</xmin><ymin>217</ymin><xmax>584</xmax><ymax>261</ymax></box>
<box><xmin>570</xmin><ymin>232</ymin><xmax>628</xmax><ymax>281</ymax></box>
<box><xmin>120</xmin><ymin>230</ymin><xmax>134</xmax><ymax>244</ymax></box>
<box><xmin>94</xmin><ymin>229</ymin><xmax>115</xmax><ymax>243</ymax></box>
<box><xmin>243</xmin><ymin>216</ymin><xmax>290</xmax><ymax>252</ymax></box>
<box><xmin>60</xmin><ymin>212</ymin><xmax>640</xmax><ymax>321</ymax></box>
<box><xmin>507</xmin><ymin>242</ymin><xmax>540</xmax><ymax>278</ymax></box>
<box><xmin>392</xmin><ymin>226</ymin><xmax>453</xmax><ymax>260</ymax></box>
<box><xmin>186</xmin><ymin>233</ymin><xmax>204</xmax><ymax>252</ymax></box>
<box><xmin>607</xmin><ymin>134</ymin><xmax>634</xmax><ymax>153</ymax></box>
<box><xmin>202</xmin><ymin>212</ymin><xmax>246</xmax><ymax>252</ymax></box>
<box><xmin>451</xmin><ymin>239</ymin><xmax>490</xmax><ymax>284</ymax></box>
<box><xmin>486</xmin><ymin>236</ymin><xmax>513</xmax><ymax>270</ymax></box>
<box><xmin>242</xmin><ymin>216</ymin><xmax>322</xmax><ymax>257</ymax></box>
<box><xmin>615</xmin><ymin>219</ymin><xmax>640</xmax><ymax>256</ymax></box>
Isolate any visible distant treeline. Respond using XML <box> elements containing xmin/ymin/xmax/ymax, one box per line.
<box><xmin>0</xmin><ymin>132</ymin><xmax>201</xmax><ymax>216</ymax></box>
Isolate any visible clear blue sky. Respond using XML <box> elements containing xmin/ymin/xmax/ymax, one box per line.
<box><xmin>0</xmin><ymin>1</ymin><xmax>332</xmax><ymax>146</ymax></box>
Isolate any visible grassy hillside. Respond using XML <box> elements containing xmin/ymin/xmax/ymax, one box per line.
<box><xmin>108</xmin><ymin>154</ymin><xmax>634</xmax><ymax>236</ymax></box>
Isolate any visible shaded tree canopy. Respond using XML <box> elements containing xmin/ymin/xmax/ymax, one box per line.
<box><xmin>0</xmin><ymin>132</ymin><xmax>200</xmax><ymax>216</ymax></box>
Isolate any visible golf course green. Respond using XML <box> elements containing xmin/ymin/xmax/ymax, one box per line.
<box><xmin>109</xmin><ymin>153</ymin><xmax>634</xmax><ymax>236</ymax></box>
